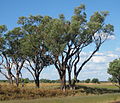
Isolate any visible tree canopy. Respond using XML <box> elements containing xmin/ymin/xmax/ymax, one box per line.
<box><xmin>0</xmin><ymin>4</ymin><xmax>114</xmax><ymax>90</ymax></box>
<box><xmin>108</xmin><ymin>58</ymin><xmax>120</xmax><ymax>88</ymax></box>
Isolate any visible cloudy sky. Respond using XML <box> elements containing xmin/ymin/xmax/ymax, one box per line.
<box><xmin>0</xmin><ymin>0</ymin><xmax>120</xmax><ymax>81</ymax></box>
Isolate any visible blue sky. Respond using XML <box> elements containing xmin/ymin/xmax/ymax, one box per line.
<box><xmin>0</xmin><ymin>0</ymin><xmax>120</xmax><ymax>81</ymax></box>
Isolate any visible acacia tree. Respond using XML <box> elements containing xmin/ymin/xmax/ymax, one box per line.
<box><xmin>44</xmin><ymin>4</ymin><xmax>114</xmax><ymax>90</ymax></box>
<box><xmin>108</xmin><ymin>58</ymin><xmax>120</xmax><ymax>89</ymax></box>
<box><xmin>17</xmin><ymin>15</ymin><xmax>53</xmax><ymax>88</ymax></box>
<box><xmin>43</xmin><ymin>5</ymin><xmax>90</xmax><ymax>90</ymax></box>
<box><xmin>67</xmin><ymin>23</ymin><xmax>114</xmax><ymax>88</ymax></box>
<box><xmin>0</xmin><ymin>25</ymin><xmax>13</xmax><ymax>83</ymax></box>
<box><xmin>3</xmin><ymin>27</ymin><xmax>25</xmax><ymax>86</ymax></box>
<box><xmin>0</xmin><ymin>25</ymin><xmax>15</xmax><ymax>84</ymax></box>
<box><xmin>67</xmin><ymin>10</ymin><xmax>113</xmax><ymax>89</ymax></box>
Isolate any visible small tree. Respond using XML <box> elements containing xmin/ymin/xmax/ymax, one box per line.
<box><xmin>91</xmin><ymin>78</ymin><xmax>100</xmax><ymax>83</ymax></box>
<box><xmin>108</xmin><ymin>58</ymin><xmax>120</xmax><ymax>89</ymax></box>
<box><xmin>85</xmin><ymin>79</ymin><xmax>91</xmax><ymax>83</ymax></box>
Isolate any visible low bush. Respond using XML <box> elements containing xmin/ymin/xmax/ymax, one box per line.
<box><xmin>0</xmin><ymin>84</ymin><xmax>79</xmax><ymax>101</ymax></box>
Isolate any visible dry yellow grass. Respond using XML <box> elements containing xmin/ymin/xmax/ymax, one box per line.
<box><xmin>0</xmin><ymin>82</ymin><xmax>115</xmax><ymax>88</ymax></box>
<box><xmin>77</xmin><ymin>82</ymin><xmax>113</xmax><ymax>86</ymax></box>
<box><xmin>0</xmin><ymin>82</ymin><xmax>119</xmax><ymax>101</ymax></box>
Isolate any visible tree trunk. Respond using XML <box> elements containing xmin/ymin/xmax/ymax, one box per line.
<box><xmin>8</xmin><ymin>69</ymin><xmax>13</xmax><ymax>85</ymax></box>
<box><xmin>68</xmin><ymin>69</ymin><xmax>72</xmax><ymax>89</ymax></box>
<box><xmin>35</xmin><ymin>74</ymin><xmax>40</xmax><ymax>88</ymax></box>
<box><xmin>72</xmin><ymin>74</ymin><xmax>77</xmax><ymax>90</ymax></box>
<box><xmin>8</xmin><ymin>77</ymin><xmax>13</xmax><ymax>85</ymax></box>
<box><xmin>60</xmin><ymin>70</ymin><xmax>66</xmax><ymax>91</ymax></box>
<box><xmin>16</xmin><ymin>72</ymin><xmax>19</xmax><ymax>87</ymax></box>
<box><xmin>118</xmin><ymin>79</ymin><xmax>120</xmax><ymax>90</ymax></box>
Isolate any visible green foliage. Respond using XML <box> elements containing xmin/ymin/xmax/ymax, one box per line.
<box><xmin>91</xmin><ymin>78</ymin><xmax>100</xmax><ymax>83</ymax></box>
<box><xmin>0</xmin><ymin>25</ymin><xmax>7</xmax><ymax>50</ymax></box>
<box><xmin>108</xmin><ymin>58</ymin><xmax>120</xmax><ymax>86</ymax></box>
<box><xmin>108</xmin><ymin>59</ymin><xmax>120</xmax><ymax>76</ymax></box>
<box><xmin>40</xmin><ymin>79</ymin><xmax>60</xmax><ymax>83</ymax></box>
<box><xmin>18</xmin><ymin>15</ymin><xmax>53</xmax><ymax>65</ymax></box>
<box><xmin>20</xmin><ymin>78</ymin><xmax>30</xmax><ymax>83</ymax></box>
<box><xmin>108</xmin><ymin>77</ymin><xmax>118</xmax><ymax>83</ymax></box>
<box><xmin>0</xmin><ymin>25</ymin><xmax>7</xmax><ymax>34</ymax></box>
<box><xmin>1</xmin><ymin>93</ymin><xmax>120</xmax><ymax>103</ymax></box>
<box><xmin>85</xmin><ymin>79</ymin><xmax>91</xmax><ymax>83</ymax></box>
<box><xmin>44</xmin><ymin>18</ymin><xmax>68</xmax><ymax>56</ymax></box>
<box><xmin>5</xmin><ymin>27</ymin><xmax>25</xmax><ymax>60</ymax></box>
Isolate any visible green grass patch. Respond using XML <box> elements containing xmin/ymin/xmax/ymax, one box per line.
<box><xmin>0</xmin><ymin>93</ymin><xmax>120</xmax><ymax>103</ymax></box>
<box><xmin>81</xmin><ymin>84</ymin><xmax>118</xmax><ymax>90</ymax></box>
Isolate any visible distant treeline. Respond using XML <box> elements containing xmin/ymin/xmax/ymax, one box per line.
<box><xmin>0</xmin><ymin>78</ymin><xmax>109</xmax><ymax>83</ymax></box>
<box><xmin>0</xmin><ymin>79</ymin><xmax>60</xmax><ymax>83</ymax></box>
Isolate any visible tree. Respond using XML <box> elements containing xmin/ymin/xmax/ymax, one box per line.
<box><xmin>0</xmin><ymin>25</ymin><xmax>16</xmax><ymax>85</ymax></box>
<box><xmin>85</xmin><ymin>79</ymin><xmax>91</xmax><ymax>83</ymax></box>
<box><xmin>17</xmin><ymin>15</ymin><xmax>53</xmax><ymax>88</ymax></box>
<box><xmin>21</xmin><ymin>78</ymin><xmax>30</xmax><ymax>83</ymax></box>
<box><xmin>108</xmin><ymin>58</ymin><xmax>120</xmax><ymax>89</ymax></box>
<box><xmin>44</xmin><ymin>4</ymin><xmax>114</xmax><ymax>90</ymax></box>
<box><xmin>0</xmin><ymin>25</ymin><xmax>13</xmax><ymax>83</ymax></box>
<box><xmin>91</xmin><ymin>78</ymin><xmax>100</xmax><ymax>83</ymax></box>
<box><xmin>66</xmin><ymin>9</ymin><xmax>114</xmax><ymax>89</ymax></box>
<box><xmin>2</xmin><ymin>27</ymin><xmax>25</xmax><ymax>86</ymax></box>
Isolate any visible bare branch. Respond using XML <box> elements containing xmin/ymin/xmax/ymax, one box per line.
<box><xmin>24</xmin><ymin>66</ymin><xmax>35</xmax><ymax>80</ymax></box>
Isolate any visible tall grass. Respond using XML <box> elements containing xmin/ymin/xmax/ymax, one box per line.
<box><xmin>0</xmin><ymin>83</ymin><xmax>119</xmax><ymax>101</ymax></box>
<box><xmin>0</xmin><ymin>84</ymin><xmax>87</xmax><ymax>101</ymax></box>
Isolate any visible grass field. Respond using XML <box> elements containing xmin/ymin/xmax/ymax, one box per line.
<box><xmin>0</xmin><ymin>93</ymin><xmax>120</xmax><ymax>103</ymax></box>
<box><xmin>0</xmin><ymin>82</ymin><xmax>118</xmax><ymax>89</ymax></box>
<box><xmin>0</xmin><ymin>82</ymin><xmax>120</xmax><ymax>103</ymax></box>
<box><xmin>77</xmin><ymin>83</ymin><xmax>118</xmax><ymax>90</ymax></box>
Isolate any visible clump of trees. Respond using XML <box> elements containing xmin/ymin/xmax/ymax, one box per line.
<box><xmin>0</xmin><ymin>4</ymin><xmax>114</xmax><ymax>91</ymax></box>
<box><xmin>85</xmin><ymin>78</ymin><xmax>100</xmax><ymax>83</ymax></box>
<box><xmin>108</xmin><ymin>58</ymin><xmax>120</xmax><ymax>89</ymax></box>
<box><xmin>85</xmin><ymin>79</ymin><xmax>91</xmax><ymax>83</ymax></box>
<box><xmin>91</xmin><ymin>78</ymin><xmax>100</xmax><ymax>83</ymax></box>
<box><xmin>40</xmin><ymin>79</ymin><xmax>60</xmax><ymax>83</ymax></box>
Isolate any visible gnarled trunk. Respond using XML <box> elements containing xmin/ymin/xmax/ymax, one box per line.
<box><xmin>35</xmin><ymin>72</ymin><xmax>40</xmax><ymax>88</ymax></box>
<box><xmin>8</xmin><ymin>69</ymin><xmax>14</xmax><ymax>85</ymax></box>
<box><xmin>60</xmin><ymin>69</ymin><xmax>66</xmax><ymax>91</ymax></box>
<box><xmin>16</xmin><ymin>72</ymin><xmax>19</xmax><ymax>87</ymax></box>
<box><xmin>68</xmin><ymin>68</ymin><xmax>73</xmax><ymax>90</ymax></box>
<box><xmin>72</xmin><ymin>75</ymin><xmax>77</xmax><ymax>90</ymax></box>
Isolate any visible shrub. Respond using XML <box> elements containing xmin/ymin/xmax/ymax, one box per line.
<box><xmin>85</xmin><ymin>79</ymin><xmax>91</xmax><ymax>83</ymax></box>
<box><xmin>91</xmin><ymin>78</ymin><xmax>100</xmax><ymax>83</ymax></box>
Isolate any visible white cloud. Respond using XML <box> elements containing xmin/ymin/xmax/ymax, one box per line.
<box><xmin>76</xmin><ymin>50</ymin><xmax>119</xmax><ymax>81</ymax></box>
<box><xmin>91</xmin><ymin>56</ymin><xmax>106</xmax><ymax>63</ymax></box>
<box><xmin>94</xmin><ymin>33</ymin><xmax>115</xmax><ymax>41</ymax></box>
<box><xmin>107</xmin><ymin>54</ymin><xmax>118</xmax><ymax>58</ymax></box>
<box><xmin>94</xmin><ymin>52</ymin><xmax>104</xmax><ymax>56</ymax></box>
<box><xmin>116</xmin><ymin>48</ymin><xmax>120</xmax><ymax>52</ymax></box>
<box><xmin>107</xmin><ymin>35</ymin><xmax>116</xmax><ymax>40</ymax></box>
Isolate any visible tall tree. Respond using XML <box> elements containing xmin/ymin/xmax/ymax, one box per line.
<box><xmin>18</xmin><ymin>15</ymin><xmax>53</xmax><ymax>88</ymax></box>
<box><xmin>67</xmin><ymin>10</ymin><xmax>114</xmax><ymax>88</ymax></box>
<box><xmin>44</xmin><ymin>5</ymin><xmax>88</xmax><ymax>90</ymax></box>
<box><xmin>44</xmin><ymin>4</ymin><xmax>114</xmax><ymax>90</ymax></box>
<box><xmin>0</xmin><ymin>25</ymin><xmax>12</xmax><ymax>82</ymax></box>
<box><xmin>3</xmin><ymin>27</ymin><xmax>25</xmax><ymax>86</ymax></box>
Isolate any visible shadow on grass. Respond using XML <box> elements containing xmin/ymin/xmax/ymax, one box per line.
<box><xmin>75</xmin><ymin>85</ymin><xmax>120</xmax><ymax>95</ymax></box>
